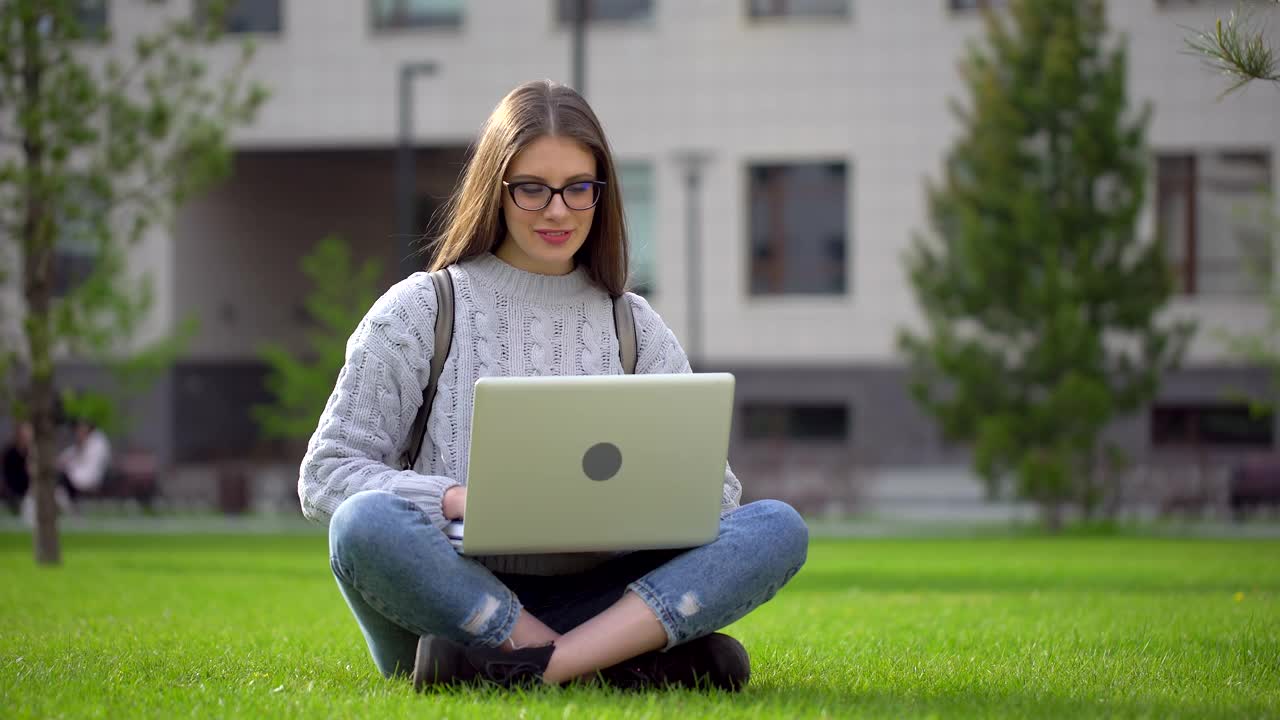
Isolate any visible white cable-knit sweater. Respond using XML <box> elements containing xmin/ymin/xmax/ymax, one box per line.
<box><xmin>298</xmin><ymin>252</ymin><xmax>742</xmax><ymax>575</ymax></box>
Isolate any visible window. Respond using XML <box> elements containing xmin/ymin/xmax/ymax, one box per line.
<box><xmin>743</xmin><ymin>404</ymin><xmax>850</xmax><ymax>443</ymax></box>
<box><xmin>747</xmin><ymin>0</ymin><xmax>850</xmax><ymax>19</ymax></box>
<box><xmin>40</xmin><ymin>1</ymin><xmax>108</xmax><ymax>39</ymax></box>
<box><xmin>1151</xmin><ymin>404</ymin><xmax>1274</xmax><ymax>448</ymax></box>
<box><xmin>371</xmin><ymin>0</ymin><xmax>462</xmax><ymax>30</ymax></box>
<box><xmin>556</xmin><ymin>0</ymin><xmax>653</xmax><ymax>23</ymax></box>
<box><xmin>196</xmin><ymin>0</ymin><xmax>282</xmax><ymax>34</ymax></box>
<box><xmin>53</xmin><ymin>183</ymin><xmax>107</xmax><ymax>297</ymax></box>
<box><xmin>1157</xmin><ymin>151</ymin><xmax>1272</xmax><ymax>296</ymax></box>
<box><xmin>949</xmin><ymin>0</ymin><xmax>1007</xmax><ymax>10</ymax></box>
<box><xmin>73</xmin><ymin>0</ymin><xmax>108</xmax><ymax>35</ymax></box>
<box><xmin>618</xmin><ymin>163</ymin><xmax>656</xmax><ymax>295</ymax></box>
<box><xmin>748</xmin><ymin>162</ymin><xmax>847</xmax><ymax>295</ymax></box>
<box><xmin>53</xmin><ymin>243</ymin><xmax>97</xmax><ymax>297</ymax></box>
<box><xmin>1154</xmin><ymin>0</ymin><xmax>1235</xmax><ymax>8</ymax></box>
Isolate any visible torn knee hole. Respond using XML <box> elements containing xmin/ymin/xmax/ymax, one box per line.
<box><xmin>676</xmin><ymin>591</ymin><xmax>703</xmax><ymax>617</ymax></box>
<box><xmin>459</xmin><ymin>593</ymin><xmax>501</xmax><ymax>635</ymax></box>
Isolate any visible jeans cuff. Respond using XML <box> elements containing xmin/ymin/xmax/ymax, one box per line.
<box><xmin>626</xmin><ymin>579</ymin><xmax>682</xmax><ymax>651</ymax></box>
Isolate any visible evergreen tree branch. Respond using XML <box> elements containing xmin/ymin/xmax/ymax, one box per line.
<box><xmin>1184</xmin><ymin>1</ymin><xmax>1280</xmax><ymax>96</ymax></box>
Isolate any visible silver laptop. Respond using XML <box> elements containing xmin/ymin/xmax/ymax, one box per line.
<box><xmin>449</xmin><ymin>372</ymin><xmax>735</xmax><ymax>555</ymax></box>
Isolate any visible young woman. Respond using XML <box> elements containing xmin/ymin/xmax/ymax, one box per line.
<box><xmin>298</xmin><ymin>80</ymin><xmax>808</xmax><ymax>691</ymax></box>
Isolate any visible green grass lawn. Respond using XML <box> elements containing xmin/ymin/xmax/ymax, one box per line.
<box><xmin>1</xmin><ymin>532</ymin><xmax>1277</xmax><ymax>719</ymax></box>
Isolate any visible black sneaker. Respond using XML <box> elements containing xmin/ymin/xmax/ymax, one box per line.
<box><xmin>412</xmin><ymin>635</ymin><xmax>555</xmax><ymax>691</ymax></box>
<box><xmin>597</xmin><ymin>633</ymin><xmax>750</xmax><ymax>692</ymax></box>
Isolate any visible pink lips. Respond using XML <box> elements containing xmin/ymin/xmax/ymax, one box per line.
<box><xmin>535</xmin><ymin>229</ymin><xmax>572</xmax><ymax>246</ymax></box>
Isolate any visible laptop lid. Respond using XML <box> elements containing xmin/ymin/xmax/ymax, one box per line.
<box><xmin>460</xmin><ymin>373</ymin><xmax>735</xmax><ymax>555</ymax></box>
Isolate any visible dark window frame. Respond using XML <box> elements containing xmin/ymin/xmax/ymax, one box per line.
<box><xmin>741</xmin><ymin>403</ymin><xmax>852</xmax><ymax>444</ymax></box>
<box><xmin>52</xmin><ymin>180</ymin><xmax>108</xmax><ymax>298</ymax></box>
<box><xmin>745</xmin><ymin>0</ymin><xmax>852</xmax><ymax>21</ymax></box>
<box><xmin>194</xmin><ymin>0</ymin><xmax>284</xmax><ymax>35</ymax></box>
<box><xmin>746</xmin><ymin>159</ymin><xmax>850</xmax><ymax>297</ymax></box>
<box><xmin>554</xmin><ymin>0</ymin><xmax>655</xmax><ymax>26</ymax></box>
<box><xmin>39</xmin><ymin>1</ymin><xmax>109</xmax><ymax>43</ymax></box>
<box><xmin>948</xmin><ymin>0</ymin><xmax>1007</xmax><ymax>11</ymax></box>
<box><xmin>1153</xmin><ymin>0</ymin><xmax>1235</xmax><ymax>9</ymax></box>
<box><xmin>1157</xmin><ymin>153</ymin><xmax>1199</xmax><ymax>294</ymax></box>
<box><xmin>1151</xmin><ymin>403</ymin><xmax>1275</xmax><ymax>449</ymax></box>
<box><xmin>73</xmin><ymin>0</ymin><xmax>109</xmax><ymax>37</ymax></box>
<box><xmin>1156</xmin><ymin>149</ymin><xmax>1272</xmax><ymax>297</ymax></box>
<box><xmin>370</xmin><ymin>0</ymin><xmax>464</xmax><ymax>32</ymax></box>
<box><xmin>617</xmin><ymin>160</ymin><xmax>658</xmax><ymax>297</ymax></box>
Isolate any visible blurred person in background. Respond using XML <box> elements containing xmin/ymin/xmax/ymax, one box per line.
<box><xmin>2</xmin><ymin>421</ymin><xmax>34</xmax><ymax>515</ymax></box>
<box><xmin>299</xmin><ymin>80</ymin><xmax>808</xmax><ymax>693</ymax></box>
<box><xmin>56</xmin><ymin>418</ymin><xmax>111</xmax><ymax>511</ymax></box>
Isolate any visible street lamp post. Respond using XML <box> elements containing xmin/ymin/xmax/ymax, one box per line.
<box><xmin>571</xmin><ymin>0</ymin><xmax>587</xmax><ymax>95</ymax></box>
<box><xmin>674</xmin><ymin>150</ymin><xmax>712</xmax><ymax>370</ymax></box>
<box><xmin>396</xmin><ymin>61</ymin><xmax>438</xmax><ymax>279</ymax></box>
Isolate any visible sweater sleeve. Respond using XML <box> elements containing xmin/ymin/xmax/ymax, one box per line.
<box><xmin>625</xmin><ymin>293</ymin><xmax>743</xmax><ymax>517</ymax></box>
<box><xmin>297</xmin><ymin>273</ymin><xmax>460</xmax><ymax>528</ymax></box>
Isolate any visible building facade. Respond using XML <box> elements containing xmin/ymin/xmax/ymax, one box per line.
<box><xmin>22</xmin><ymin>0</ymin><xmax>1280</xmax><ymax>512</ymax></box>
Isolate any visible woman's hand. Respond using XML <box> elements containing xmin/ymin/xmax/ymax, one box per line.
<box><xmin>443</xmin><ymin>486</ymin><xmax>467</xmax><ymax>520</ymax></box>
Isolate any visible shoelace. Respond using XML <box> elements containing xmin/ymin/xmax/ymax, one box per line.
<box><xmin>612</xmin><ymin>656</ymin><xmax>662</xmax><ymax>685</ymax></box>
<box><xmin>483</xmin><ymin>659</ymin><xmax>543</xmax><ymax>685</ymax></box>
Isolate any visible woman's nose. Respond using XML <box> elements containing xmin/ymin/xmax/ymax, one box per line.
<box><xmin>543</xmin><ymin>192</ymin><xmax>571</xmax><ymax>218</ymax></box>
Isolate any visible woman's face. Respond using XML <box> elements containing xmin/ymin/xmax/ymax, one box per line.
<box><xmin>496</xmin><ymin>134</ymin><xmax>599</xmax><ymax>276</ymax></box>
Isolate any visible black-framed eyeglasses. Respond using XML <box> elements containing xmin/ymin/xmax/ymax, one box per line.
<box><xmin>502</xmin><ymin>180</ymin><xmax>606</xmax><ymax>211</ymax></box>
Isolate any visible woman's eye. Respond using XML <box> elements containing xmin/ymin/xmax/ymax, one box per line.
<box><xmin>517</xmin><ymin>185</ymin><xmax>546</xmax><ymax>196</ymax></box>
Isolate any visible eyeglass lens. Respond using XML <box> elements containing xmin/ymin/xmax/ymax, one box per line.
<box><xmin>511</xmin><ymin>182</ymin><xmax>600</xmax><ymax>211</ymax></box>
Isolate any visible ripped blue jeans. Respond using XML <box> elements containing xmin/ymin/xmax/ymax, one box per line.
<box><xmin>327</xmin><ymin>490</ymin><xmax>809</xmax><ymax>678</ymax></box>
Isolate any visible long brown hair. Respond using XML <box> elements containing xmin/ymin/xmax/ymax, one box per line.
<box><xmin>426</xmin><ymin>80</ymin><xmax>630</xmax><ymax>297</ymax></box>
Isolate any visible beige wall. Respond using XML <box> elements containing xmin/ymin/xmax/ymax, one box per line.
<box><xmin>111</xmin><ymin>0</ymin><xmax>1280</xmax><ymax>366</ymax></box>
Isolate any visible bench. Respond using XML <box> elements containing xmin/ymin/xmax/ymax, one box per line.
<box><xmin>1229</xmin><ymin>456</ymin><xmax>1280</xmax><ymax>519</ymax></box>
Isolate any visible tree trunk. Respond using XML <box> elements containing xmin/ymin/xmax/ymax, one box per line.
<box><xmin>20</xmin><ymin>7</ymin><xmax>60</xmax><ymax>565</ymax></box>
<box><xmin>28</xmin><ymin>375</ymin><xmax>59</xmax><ymax>566</ymax></box>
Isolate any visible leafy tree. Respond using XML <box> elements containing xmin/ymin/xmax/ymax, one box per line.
<box><xmin>898</xmin><ymin>0</ymin><xmax>1194</xmax><ymax>529</ymax></box>
<box><xmin>0</xmin><ymin>1</ymin><xmax>266</xmax><ymax>564</ymax></box>
<box><xmin>252</xmin><ymin>235</ymin><xmax>384</xmax><ymax>444</ymax></box>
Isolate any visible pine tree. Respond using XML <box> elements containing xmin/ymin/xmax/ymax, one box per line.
<box><xmin>898</xmin><ymin>0</ymin><xmax>1194</xmax><ymax>529</ymax></box>
<box><xmin>252</xmin><ymin>235</ymin><xmax>384</xmax><ymax>444</ymax></box>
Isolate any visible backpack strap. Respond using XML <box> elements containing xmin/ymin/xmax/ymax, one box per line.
<box><xmin>401</xmin><ymin>279</ymin><xmax>635</xmax><ymax>471</ymax></box>
<box><xmin>614</xmin><ymin>293</ymin><xmax>637</xmax><ymax>375</ymax></box>
<box><xmin>401</xmin><ymin>269</ymin><xmax>454</xmax><ymax>471</ymax></box>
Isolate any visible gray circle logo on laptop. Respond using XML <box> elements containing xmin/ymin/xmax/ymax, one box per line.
<box><xmin>582</xmin><ymin>442</ymin><xmax>622</xmax><ymax>482</ymax></box>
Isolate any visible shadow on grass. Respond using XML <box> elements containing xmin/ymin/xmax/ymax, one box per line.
<box><xmin>733</xmin><ymin>685</ymin><xmax>1263</xmax><ymax>719</ymax></box>
<box><xmin>345</xmin><ymin>678</ymin><xmax>1268</xmax><ymax>719</ymax></box>
<box><xmin>0</xmin><ymin>532</ymin><xmax>324</xmax><ymax>553</ymax></box>
<box><xmin>100</xmin><ymin>559</ymin><xmax>326</xmax><ymax>580</ymax></box>
<box><xmin>786</xmin><ymin>569</ymin><xmax>1280</xmax><ymax>595</ymax></box>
